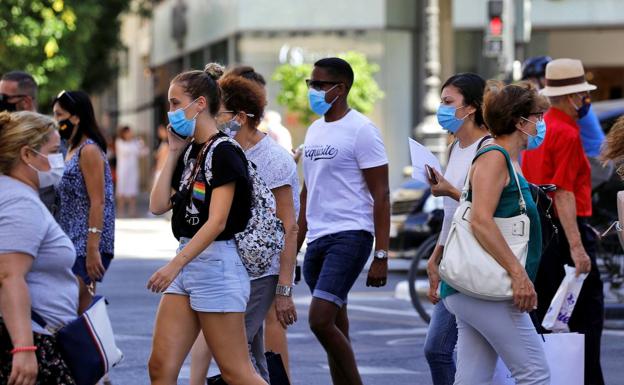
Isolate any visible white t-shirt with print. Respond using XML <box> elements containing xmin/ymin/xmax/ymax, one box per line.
<box><xmin>303</xmin><ymin>109</ymin><xmax>388</xmax><ymax>242</ymax></box>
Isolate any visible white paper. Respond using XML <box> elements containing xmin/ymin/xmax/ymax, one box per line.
<box><xmin>408</xmin><ymin>138</ymin><xmax>442</xmax><ymax>184</ymax></box>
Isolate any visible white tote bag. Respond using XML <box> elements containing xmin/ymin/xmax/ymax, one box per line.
<box><xmin>492</xmin><ymin>333</ymin><xmax>585</xmax><ymax>385</ymax></box>
<box><xmin>439</xmin><ymin>154</ymin><xmax>530</xmax><ymax>300</ymax></box>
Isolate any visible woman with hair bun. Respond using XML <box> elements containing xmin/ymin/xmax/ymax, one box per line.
<box><xmin>189</xmin><ymin>66</ymin><xmax>299</xmax><ymax>384</ymax></box>
<box><xmin>147</xmin><ymin>63</ymin><xmax>267</xmax><ymax>385</ymax></box>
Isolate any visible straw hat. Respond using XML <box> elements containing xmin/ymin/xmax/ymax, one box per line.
<box><xmin>540</xmin><ymin>58</ymin><xmax>596</xmax><ymax>97</ymax></box>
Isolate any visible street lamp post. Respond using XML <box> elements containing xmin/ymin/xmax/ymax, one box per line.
<box><xmin>414</xmin><ymin>0</ymin><xmax>447</xmax><ymax>161</ymax></box>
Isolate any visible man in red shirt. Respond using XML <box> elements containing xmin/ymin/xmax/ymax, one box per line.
<box><xmin>522</xmin><ymin>58</ymin><xmax>604</xmax><ymax>385</ymax></box>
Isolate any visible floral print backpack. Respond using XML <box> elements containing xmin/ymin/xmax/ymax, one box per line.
<box><xmin>204</xmin><ymin>136</ymin><xmax>285</xmax><ymax>277</ymax></box>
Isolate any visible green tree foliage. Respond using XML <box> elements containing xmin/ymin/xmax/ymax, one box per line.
<box><xmin>272</xmin><ymin>51</ymin><xmax>384</xmax><ymax>126</ymax></box>
<box><xmin>0</xmin><ymin>0</ymin><xmax>148</xmax><ymax>108</ymax></box>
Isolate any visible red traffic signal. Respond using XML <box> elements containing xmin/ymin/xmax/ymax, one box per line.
<box><xmin>488</xmin><ymin>16</ymin><xmax>503</xmax><ymax>36</ymax></box>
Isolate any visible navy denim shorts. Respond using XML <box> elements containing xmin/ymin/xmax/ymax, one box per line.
<box><xmin>303</xmin><ymin>230</ymin><xmax>374</xmax><ymax>307</ymax></box>
<box><xmin>72</xmin><ymin>253</ymin><xmax>113</xmax><ymax>285</ymax></box>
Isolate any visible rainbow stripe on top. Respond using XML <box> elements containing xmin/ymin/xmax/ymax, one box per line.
<box><xmin>192</xmin><ymin>181</ymin><xmax>206</xmax><ymax>201</ymax></box>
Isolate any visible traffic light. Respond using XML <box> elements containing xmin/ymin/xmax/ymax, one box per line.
<box><xmin>484</xmin><ymin>0</ymin><xmax>504</xmax><ymax>58</ymax></box>
<box><xmin>487</xmin><ymin>0</ymin><xmax>504</xmax><ymax>38</ymax></box>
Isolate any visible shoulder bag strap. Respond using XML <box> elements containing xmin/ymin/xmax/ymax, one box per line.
<box><xmin>462</xmin><ymin>144</ymin><xmax>526</xmax><ymax>213</ymax></box>
<box><xmin>31</xmin><ymin>310</ymin><xmax>47</xmax><ymax>328</ymax></box>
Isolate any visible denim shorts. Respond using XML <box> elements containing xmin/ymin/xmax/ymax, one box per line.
<box><xmin>164</xmin><ymin>238</ymin><xmax>250</xmax><ymax>313</ymax></box>
<box><xmin>303</xmin><ymin>230</ymin><xmax>374</xmax><ymax>307</ymax></box>
<box><xmin>72</xmin><ymin>253</ymin><xmax>113</xmax><ymax>285</ymax></box>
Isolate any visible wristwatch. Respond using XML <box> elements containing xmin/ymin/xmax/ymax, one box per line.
<box><xmin>87</xmin><ymin>227</ymin><xmax>102</xmax><ymax>234</ymax></box>
<box><xmin>374</xmin><ymin>250</ymin><xmax>388</xmax><ymax>260</ymax></box>
<box><xmin>275</xmin><ymin>284</ymin><xmax>293</xmax><ymax>297</ymax></box>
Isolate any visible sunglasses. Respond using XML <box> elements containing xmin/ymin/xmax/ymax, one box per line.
<box><xmin>56</xmin><ymin>90</ymin><xmax>77</xmax><ymax>105</ymax></box>
<box><xmin>0</xmin><ymin>93</ymin><xmax>28</xmax><ymax>101</ymax></box>
<box><xmin>305</xmin><ymin>79</ymin><xmax>341</xmax><ymax>90</ymax></box>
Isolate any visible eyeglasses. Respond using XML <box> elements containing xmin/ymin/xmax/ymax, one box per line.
<box><xmin>305</xmin><ymin>79</ymin><xmax>341</xmax><ymax>90</ymax></box>
<box><xmin>217</xmin><ymin>110</ymin><xmax>255</xmax><ymax>118</ymax></box>
<box><xmin>56</xmin><ymin>90</ymin><xmax>77</xmax><ymax>105</ymax></box>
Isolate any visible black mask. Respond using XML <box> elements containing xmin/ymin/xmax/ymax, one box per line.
<box><xmin>58</xmin><ymin>118</ymin><xmax>75</xmax><ymax>140</ymax></box>
<box><xmin>0</xmin><ymin>94</ymin><xmax>17</xmax><ymax>112</ymax></box>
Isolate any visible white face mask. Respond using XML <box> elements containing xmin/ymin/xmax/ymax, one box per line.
<box><xmin>27</xmin><ymin>150</ymin><xmax>65</xmax><ymax>188</ymax></box>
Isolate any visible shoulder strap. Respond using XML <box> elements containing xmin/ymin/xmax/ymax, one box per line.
<box><xmin>447</xmin><ymin>140</ymin><xmax>458</xmax><ymax>162</ymax></box>
<box><xmin>461</xmin><ymin>144</ymin><xmax>526</xmax><ymax>212</ymax></box>
<box><xmin>477</xmin><ymin>135</ymin><xmax>492</xmax><ymax>150</ymax></box>
<box><xmin>31</xmin><ymin>310</ymin><xmax>47</xmax><ymax>328</ymax></box>
<box><xmin>448</xmin><ymin>135</ymin><xmax>491</xmax><ymax>162</ymax></box>
<box><xmin>202</xmin><ymin>136</ymin><xmax>239</xmax><ymax>186</ymax></box>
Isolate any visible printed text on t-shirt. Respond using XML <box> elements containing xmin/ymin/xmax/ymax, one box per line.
<box><xmin>304</xmin><ymin>145</ymin><xmax>339</xmax><ymax>161</ymax></box>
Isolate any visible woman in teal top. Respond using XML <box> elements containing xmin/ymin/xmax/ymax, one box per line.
<box><xmin>442</xmin><ymin>82</ymin><xmax>551</xmax><ymax>385</ymax></box>
<box><xmin>439</xmin><ymin>145</ymin><xmax>542</xmax><ymax>298</ymax></box>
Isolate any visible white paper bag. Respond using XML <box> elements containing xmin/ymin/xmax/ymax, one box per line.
<box><xmin>492</xmin><ymin>333</ymin><xmax>585</xmax><ymax>385</ymax></box>
<box><xmin>542</xmin><ymin>265</ymin><xmax>588</xmax><ymax>332</ymax></box>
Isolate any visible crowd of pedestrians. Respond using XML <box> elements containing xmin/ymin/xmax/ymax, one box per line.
<box><xmin>0</xmin><ymin>53</ymin><xmax>620</xmax><ymax>385</ymax></box>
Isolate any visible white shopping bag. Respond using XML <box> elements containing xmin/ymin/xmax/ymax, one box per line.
<box><xmin>542</xmin><ymin>265</ymin><xmax>588</xmax><ymax>332</ymax></box>
<box><xmin>492</xmin><ymin>333</ymin><xmax>585</xmax><ymax>385</ymax></box>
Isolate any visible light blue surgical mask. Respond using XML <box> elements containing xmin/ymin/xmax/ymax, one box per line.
<box><xmin>436</xmin><ymin>105</ymin><xmax>469</xmax><ymax>134</ymax></box>
<box><xmin>167</xmin><ymin>98</ymin><xmax>200</xmax><ymax>138</ymax></box>
<box><xmin>308</xmin><ymin>84</ymin><xmax>339</xmax><ymax>116</ymax></box>
<box><xmin>520</xmin><ymin>117</ymin><xmax>547</xmax><ymax>150</ymax></box>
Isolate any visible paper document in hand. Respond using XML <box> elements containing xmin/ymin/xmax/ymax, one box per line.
<box><xmin>408</xmin><ymin>138</ymin><xmax>441</xmax><ymax>184</ymax></box>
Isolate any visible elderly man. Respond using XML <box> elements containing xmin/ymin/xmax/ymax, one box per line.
<box><xmin>522</xmin><ymin>58</ymin><xmax>604</xmax><ymax>385</ymax></box>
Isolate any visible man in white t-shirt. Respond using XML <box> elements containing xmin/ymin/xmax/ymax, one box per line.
<box><xmin>297</xmin><ymin>57</ymin><xmax>390</xmax><ymax>385</ymax></box>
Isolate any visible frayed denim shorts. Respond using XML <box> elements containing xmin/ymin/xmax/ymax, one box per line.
<box><xmin>164</xmin><ymin>238</ymin><xmax>250</xmax><ymax>313</ymax></box>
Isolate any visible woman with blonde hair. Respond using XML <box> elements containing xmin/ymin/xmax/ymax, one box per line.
<box><xmin>0</xmin><ymin>111</ymin><xmax>78</xmax><ymax>385</ymax></box>
<box><xmin>147</xmin><ymin>63</ymin><xmax>267</xmax><ymax>385</ymax></box>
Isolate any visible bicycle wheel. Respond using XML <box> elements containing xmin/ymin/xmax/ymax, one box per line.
<box><xmin>408</xmin><ymin>234</ymin><xmax>439</xmax><ymax>323</ymax></box>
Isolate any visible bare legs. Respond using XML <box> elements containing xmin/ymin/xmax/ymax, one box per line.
<box><xmin>148</xmin><ymin>294</ymin><xmax>267</xmax><ymax>385</ymax></box>
<box><xmin>190</xmin><ymin>332</ymin><xmax>212</xmax><ymax>385</ymax></box>
<box><xmin>308</xmin><ymin>299</ymin><xmax>362</xmax><ymax>385</ymax></box>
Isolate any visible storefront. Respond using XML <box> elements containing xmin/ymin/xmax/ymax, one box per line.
<box><xmin>149</xmin><ymin>0</ymin><xmax>423</xmax><ymax>188</ymax></box>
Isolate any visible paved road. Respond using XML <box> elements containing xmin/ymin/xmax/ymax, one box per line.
<box><xmin>103</xmin><ymin>219</ymin><xmax>624</xmax><ymax>384</ymax></box>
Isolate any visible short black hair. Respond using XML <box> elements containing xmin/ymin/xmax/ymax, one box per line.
<box><xmin>441</xmin><ymin>73</ymin><xmax>486</xmax><ymax>127</ymax></box>
<box><xmin>314</xmin><ymin>57</ymin><xmax>354</xmax><ymax>89</ymax></box>
<box><xmin>1</xmin><ymin>71</ymin><xmax>38</xmax><ymax>99</ymax></box>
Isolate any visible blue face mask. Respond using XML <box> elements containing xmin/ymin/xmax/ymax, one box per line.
<box><xmin>167</xmin><ymin>98</ymin><xmax>200</xmax><ymax>138</ymax></box>
<box><xmin>308</xmin><ymin>84</ymin><xmax>339</xmax><ymax>116</ymax></box>
<box><xmin>520</xmin><ymin>117</ymin><xmax>547</xmax><ymax>150</ymax></box>
<box><xmin>570</xmin><ymin>94</ymin><xmax>591</xmax><ymax>119</ymax></box>
<box><xmin>436</xmin><ymin>105</ymin><xmax>469</xmax><ymax>134</ymax></box>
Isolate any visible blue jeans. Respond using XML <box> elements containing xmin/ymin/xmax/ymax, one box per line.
<box><xmin>303</xmin><ymin>230</ymin><xmax>373</xmax><ymax>307</ymax></box>
<box><xmin>424</xmin><ymin>301</ymin><xmax>458</xmax><ymax>385</ymax></box>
